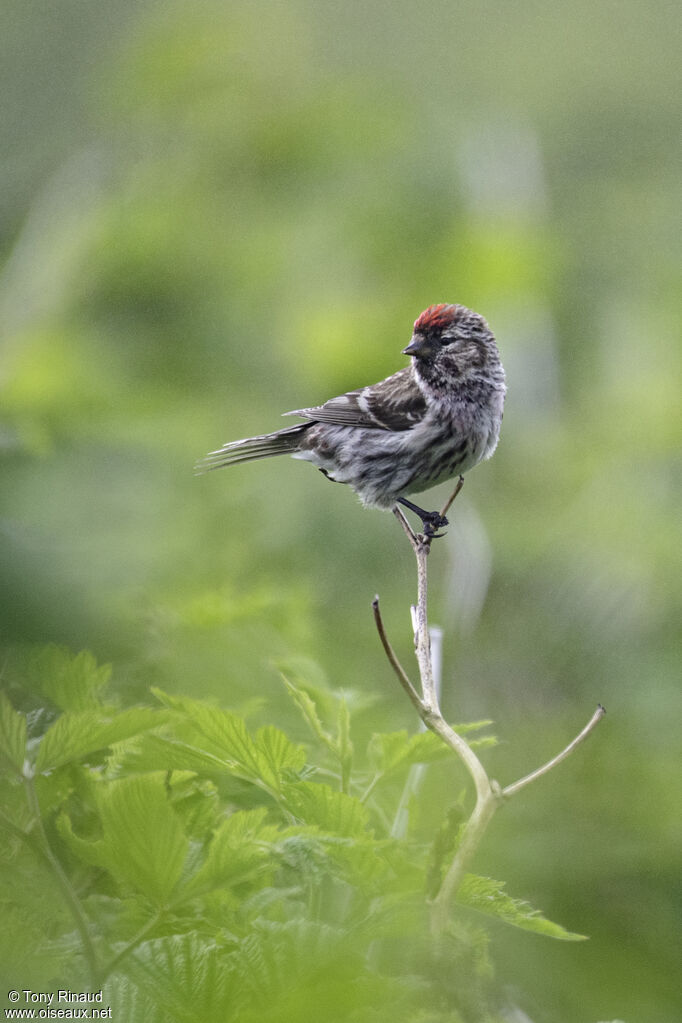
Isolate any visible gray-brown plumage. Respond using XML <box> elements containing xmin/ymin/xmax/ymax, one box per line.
<box><xmin>198</xmin><ymin>304</ymin><xmax>505</xmax><ymax>533</ymax></box>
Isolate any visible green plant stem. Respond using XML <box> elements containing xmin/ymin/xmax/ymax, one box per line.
<box><xmin>96</xmin><ymin>909</ymin><xmax>164</xmax><ymax>986</ymax></box>
<box><xmin>23</xmin><ymin>771</ymin><xmax>99</xmax><ymax>984</ymax></box>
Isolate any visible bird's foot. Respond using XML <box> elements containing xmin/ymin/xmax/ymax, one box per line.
<box><xmin>397</xmin><ymin>498</ymin><xmax>449</xmax><ymax>539</ymax></box>
<box><xmin>422</xmin><ymin>514</ymin><xmax>449</xmax><ymax>540</ymax></box>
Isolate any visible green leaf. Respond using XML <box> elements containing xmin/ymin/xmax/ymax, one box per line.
<box><xmin>335</xmin><ymin>696</ymin><xmax>354</xmax><ymax>784</ymax></box>
<box><xmin>283</xmin><ymin>781</ymin><xmax>370</xmax><ymax>837</ymax></box>
<box><xmin>152</xmin><ymin>689</ymin><xmax>305</xmax><ymax>795</ymax></box>
<box><xmin>468</xmin><ymin>734</ymin><xmax>499</xmax><ymax>751</ymax></box>
<box><xmin>367</xmin><ymin>725</ymin><xmax>496</xmax><ymax>778</ymax></box>
<box><xmin>457</xmin><ymin>874</ymin><xmax>587</xmax><ymax>940</ymax></box>
<box><xmin>165</xmin><ymin>775</ymin><xmax>220</xmax><ymax>839</ymax></box>
<box><xmin>0</xmin><ymin>692</ymin><xmax>26</xmax><ymax>775</ymax></box>
<box><xmin>255</xmin><ymin>725</ymin><xmax>307</xmax><ymax>789</ymax></box>
<box><xmin>29</xmin><ymin>646</ymin><xmax>112</xmax><ymax>711</ymax></box>
<box><xmin>451</xmin><ymin>719</ymin><xmax>496</xmax><ymax>735</ymax></box>
<box><xmin>109</xmin><ymin>932</ymin><xmax>235</xmax><ymax>1023</ymax></box>
<box><xmin>36</xmin><ymin>707</ymin><xmax>162</xmax><ymax>772</ymax></box>
<box><xmin>57</xmin><ymin>811</ymin><xmax>110</xmax><ymax>871</ymax></box>
<box><xmin>62</xmin><ymin>775</ymin><xmax>189</xmax><ymax>905</ymax></box>
<box><xmin>184</xmin><ymin>809</ymin><xmax>275</xmax><ymax>896</ymax></box>
<box><xmin>0</xmin><ymin>774</ymin><xmax>33</xmax><ymax>833</ymax></box>
<box><xmin>107</xmin><ymin>731</ymin><xmax>233</xmax><ymax>776</ymax></box>
<box><xmin>280</xmin><ymin>672</ymin><xmax>335</xmax><ymax>751</ymax></box>
<box><xmin>367</xmin><ymin>730</ymin><xmax>452</xmax><ymax>775</ymax></box>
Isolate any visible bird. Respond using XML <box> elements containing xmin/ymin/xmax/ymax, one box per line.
<box><xmin>197</xmin><ymin>303</ymin><xmax>506</xmax><ymax>536</ymax></box>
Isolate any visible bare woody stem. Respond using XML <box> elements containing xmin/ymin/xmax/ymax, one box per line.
<box><xmin>372</xmin><ymin>596</ymin><xmax>422</xmax><ymax>715</ymax></box>
<box><xmin>439</xmin><ymin>474</ymin><xmax>464</xmax><ymax>520</ymax></box>
<box><xmin>373</xmin><ymin>483</ymin><xmax>606</xmax><ymax>937</ymax></box>
<box><xmin>502</xmin><ymin>704</ymin><xmax>606</xmax><ymax>798</ymax></box>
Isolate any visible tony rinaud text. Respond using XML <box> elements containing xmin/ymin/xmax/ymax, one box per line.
<box><xmin>17</xmin><ymin>992</ymin><xmax>103</xmax><ymax>1005</ymax></box>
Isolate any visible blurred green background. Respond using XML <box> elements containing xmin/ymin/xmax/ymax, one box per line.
<box><xmin>1</xmin><ymin>1</ymin><xmax>680</xmax><ymax>1020</ymax></box>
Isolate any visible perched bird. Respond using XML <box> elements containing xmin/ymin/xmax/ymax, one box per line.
<box><xmin>197</xmin><ymin>303</ymin><xmax>506</xmax><ymax>535</ymax></box>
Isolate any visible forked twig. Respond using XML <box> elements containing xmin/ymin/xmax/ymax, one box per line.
<box><xmin>373</xmin><ymin>482</ymin><xmax>606</xmax><ymax>936</ymax></box>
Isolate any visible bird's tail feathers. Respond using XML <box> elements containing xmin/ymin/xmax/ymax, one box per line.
<box><xmin>195</xmin><ymin>423</ymin><xmax>308</xmax><ymax>474</ymax></box>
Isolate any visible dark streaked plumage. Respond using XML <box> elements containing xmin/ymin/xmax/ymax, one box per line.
<box><xmin>198</xmin><ymin>303</ymin><xmax>506</xmax><ymax>529</ymax></box>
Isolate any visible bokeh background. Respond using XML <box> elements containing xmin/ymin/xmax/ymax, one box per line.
<box><xmin>1</xmin><ymin>1</ymin><xmax>680</xmax><ymax>1020</ymax></box>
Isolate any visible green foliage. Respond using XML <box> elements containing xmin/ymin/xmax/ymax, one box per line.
<box><xmin>0</xmin><ymin>691</ymin><xmax>26</xmax><ymax>775</ymax></box>
<box><xmin>1</xmin><ymin>2</ymin><xmax>680</xmax><ymax>1018</ymax></box>
<box><xmin>28</xmin><ymin>645</ymin><xmax>113</xmax><ymax>712</ymax></box>
<box><xmin>36</xmin><ymin>707</ymin><xmax>162</xmax><ymax>772</ymax></box>
<box><xmin>59</xmin><ymin>774</ymin><xmax>190</xmax><ymax>905</ymax></box>
<box><xmin>368</xmin><ymin>723</ymin><xmax>496</xmax><ymax>778</ymax></box>
<box><xmin>457</xmin><ymin>874</ymin><xmax>586</xmax><ymax>941</ymax></box>
<box><xmin>152</xmin><ymin>688</ymin><xmax>307</xmax><ymax>796</ymax></box>
<box><xmin>0</xmin><ymin>651</ymin><xmax>580</xmax><ymax>1021</ymax></box>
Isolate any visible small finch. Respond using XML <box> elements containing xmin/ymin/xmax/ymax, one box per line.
<box><xmin>198</xmin><ymin>303</ymin><xmax>506</xmax><ymax>535</ymax></box>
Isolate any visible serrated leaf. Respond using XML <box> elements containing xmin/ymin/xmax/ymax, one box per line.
<box><xmin>29</xmin><ymin>646</ymin><xmax>112</xmax><ymax>712</ymax></box>
<box><xmin>255</xmin><ymin>725</ymin><xmax>307</xmax><ymax>788</ymax></box>
<box><xmin>36</xmin><ymin>707</ymin><xmax>162</xmax><ymax>772</ymax></box>
<box><xmin>153</xmin><ymin>689</ymin><xmax>305</xmax><ymax>795</ymax></box>
<box><xmin>113</xmin><ymin>932</ymin><xmax>235</xmax><ymax>1023</ymax></box>
<box><xmin>59</xmin><ymin>775</ymin><xmax>189</xmax><ymax>904</ymax></box>
<box><xmin>451</xmin><ymin>719</ymin><xmax>495</xmax><ymax>735</ymax></box>
<box><xmin>0</xmin><ymin>692</ymin><xmax>27</xmax><ymax>775</ymax></box>
<box><xmin>184</xmin><ymin>809</ymin><xmax>274</xmax><ymax>896</ymax></box>
<box><xmin>367</xmin><ymin>730</ymin><xmax>452</xmax><ymax>774</ymax></box>
<box><xmin>166</xmin><ymin>775</ymin><xmax>220</xmax><ymax>839</ymax></box>
<box><xmin>336</xmin><ymin>697</ymin><xmax>352</xmax><ymax>755</ymax></box>
<box><xmin>57</xmin><ymin>811</ymin><xmax>110</xmax><ymax>871</ymax></box>
<box><xmin>468</xmin><ymin>734</ymin><xmax>499</xmax><ymax>750</ymax></box>
<box><xmin>107</xmin><ymin>731</ymin><xmax>229</xmax><ymax>776</ymax></box>
<box><xmin>335</xmin><ymin>696</ymin><xmax>354</xmax><ymax>787</ymax></box>
<box><xmin>98</xmin><ymin>775</ymin><xmax>189</xmax><ymax>904</ymax></box>
<box><xmin>230</xmin><ymin>918</ymin><xmax>344</xmax><ymax>993</ymax></box>
<box><xmin>457</xmin><ymin>874</ymin><xmax>587</xmax><ymax>940</ymax></box>
<box><xmin>102</xmin><ymin>975</ymin><xmax>165</xmax><ymax>1023</ymax></box>
<box><xmin>283</xmin><ymin>781</ymin><xmax>370</xmax><ymax>837</ymax></box>
<box><xmin>280</xmin><ymin>673</ymin><xmax>335</xmax><ymax>750</ymax></box>
<box><xmin>326</xmin><ymin>835</ymin><xmax>390</xmax><ymax>886</ymax></box>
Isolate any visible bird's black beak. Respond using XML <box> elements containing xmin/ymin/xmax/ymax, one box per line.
<box><xmin>402</xmin><ymin>334</ymin><xmax>432</xmax><ymax>358</ymax></box>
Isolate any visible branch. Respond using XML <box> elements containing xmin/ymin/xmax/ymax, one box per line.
<box><xmin>413</xmin><ymin>536</ymin><xmax>437</xmax><ymax>710</ymax></box>
<box><xmin>371</xmin><ymin>481</ymin><xmax>607</xmax><ymax>937</ymax></box>
<box><xmin>439</xmin><ymin>474</ymin><xmax>464</xmax><ymax>520</ymax></box>
<box><xmin>502</xmin><ymin>705</ymin><xmax>606</xmax><ymax>798</ymax></box>
<box><xmin>422</xmin><ymin>712</ymin><xmax>493</xmax><ymax>808</ymax></box>
<box><xmin>372</xmin><ymin>596</ymin><xmax>423</xmax><ymax>715</ymax></box>
<box><xmin>387</xmin><ymin>494</ymin><xmax>493</xmax><ymax>802</ymax></box>
<box><xmin>392</xmin><ymin>503</ymin><xmax>419</xmax><ymax>544</ymax></box>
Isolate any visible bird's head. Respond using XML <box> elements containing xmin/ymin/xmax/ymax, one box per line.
<box><xmin>403</xmin><ymin>304</ymin><xmax>495</xmax><ymax>371</ymax></box>
<box><xmin>400</xmin><ymin>300</ymin><xmax>490</xmax><ymax>362</ymax></box>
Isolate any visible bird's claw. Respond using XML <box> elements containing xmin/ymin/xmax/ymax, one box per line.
<box><xmin>396</xmin><ymin>498</ymin><xmax>450</xmax><ymax>539</ymax></box>
<box><xmin>422</xmin><ymin>514</ymin><xmax>449</xmax><ymax>539</ymax></box>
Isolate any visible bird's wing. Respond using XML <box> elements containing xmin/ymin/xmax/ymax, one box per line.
<box><xmin>283</xmin><ymin>366</ymin><xmax>426</xmax><ymax>432</ymax></box>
